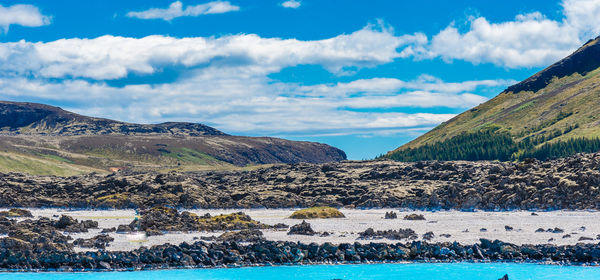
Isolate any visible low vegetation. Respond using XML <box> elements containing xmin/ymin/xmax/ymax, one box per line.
<box><xmin>403</xmin><ymin>214</ymin><xmax>425</xmax><ymax>221</ymax></box>
<box><xmin>126</xmin><ymin>207</ymin><xmax>271</xmax><ymax>234</ymax></box>
<box><xmin>385</xmin><ymin>129</ymin><xmax>600</xmax><ymax>162</ymax></box>
<box><xmin>0</xmin><ymin>208</ymin><xmax>33</xmax><ymax>218</ymax></box>
<box><xmin>289</xmin><ymin>206</ymin><xmax>345</xmax><ymax>219</ymax></box>
<box><xmin>388</xmin><ymin>38</ymin><xmax>600</xmax><ymax>163</ymax></box>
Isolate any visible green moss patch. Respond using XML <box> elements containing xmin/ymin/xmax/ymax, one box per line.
<box><xmin>289</xmin><ymin>206</ymin><xmax>345</xmax><ymax>219</ymax></box>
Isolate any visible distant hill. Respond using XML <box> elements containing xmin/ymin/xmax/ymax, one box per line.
<box><xmin>0</xmin><ymin>101</ymin><xmax>346</xmax><ymax>175</ymax></box>
<box><xmin>386</xmin><ymin>36</ymin><xmax>600</xmax><ymax>161</ymax></box>
<box><xmin>0</xmin><ymin>101</ymin><xmax>225</xmax><ymax>136</ymax></box>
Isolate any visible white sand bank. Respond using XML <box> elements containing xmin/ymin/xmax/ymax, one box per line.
<box><xmin>4</xmin><ymin>208</ymin><xmax>600</xmax><ymax>251</ymax></box>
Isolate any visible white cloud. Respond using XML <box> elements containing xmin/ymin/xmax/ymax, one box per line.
<box><xmin>127</xmin><ymin>1</ymin><xmax>239</xmax><ymax>21</ymax></box>
<box><xmin>0</xmin><ymin>73</ymin><xmax>504</xmax><ymax>136</ymax></box>
<box><xmin>0</xmin><ymin>22</ymin><xmax>513</xmax><ymax>137</ymax></box>
<box><xmin>0</xmin><ymin>24</ymin><xmax>424</xmax><ymax>80</ymax></box>
<box><xmin>421</xmin><ymin>0</ymin><xmax>600</xmax><ymax>68</ymax></box>
<box><xmin>0</xmin><ymin>4</ymin><xmax>51</xmax><ymax>33</ymax></box>
<box><xmin>281</xmin><ymin>0</ymin><xmax>301</xmax><ymax>9</ymax></box>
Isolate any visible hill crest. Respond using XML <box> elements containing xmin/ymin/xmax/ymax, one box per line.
<box><xmin>386</xmin><ymin>35</ymin><xmax>600</xmax><ymax>161</ymax></box>
<box><xmin>0</xmin><ymin>101</ymin><xmax>226</xmax><ymax>136</ymax></box>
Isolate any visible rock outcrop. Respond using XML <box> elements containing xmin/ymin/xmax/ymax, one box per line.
<box><xmin>121</xmin><ymin>207</ymin><xmax>271</xmax><ymax>233</ymax></box>
<box><xmin>2</xmin><ymin>153</ymin><xmax>600</xmax><ymax>210</ymax></box>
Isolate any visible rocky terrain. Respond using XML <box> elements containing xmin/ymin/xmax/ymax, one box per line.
<box><xmin>1</xmin><ymin>237</ymin><xmax>599</xmax><ymax>271</ymax></box>
<box><xmin>0</xmin><ymin>208</ymin><xmax>599</xmax><ymax>271</ymax></box>
<box><xmin>120</xmin><ymin>207</ymin><xmax>271</xmax><ymax>234</ymax></box>
<box><xmin>1</xmin><ymin>152</ymin><xmax>599</xmax><ymax>210</ymax></box>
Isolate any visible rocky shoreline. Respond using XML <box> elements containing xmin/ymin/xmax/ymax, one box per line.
<box><xmin>1</xmin><ymin>239</ymin><xmax>599</xmax><ymax>272</ymax></box>
<box><xmin>1</xmin><ymin>153</ymin><xmax>600</xmax><ymax>210</ymax></box>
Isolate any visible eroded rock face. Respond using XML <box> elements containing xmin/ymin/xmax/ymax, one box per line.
<box><xmin>1</xmin><ymin>152</ymin><xmax>600</xmax><ymax>210</ymax></box>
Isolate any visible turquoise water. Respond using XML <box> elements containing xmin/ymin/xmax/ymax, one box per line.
<box><xmin>2</xmin><ymin>263</ymin><xmax>600</xmax><ymax>280</ymax></box>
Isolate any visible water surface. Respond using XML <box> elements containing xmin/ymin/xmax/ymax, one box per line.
<box><xmin>2</xmin><ymin>263</ymin><xmax>600</xmax><ymax>280</ymax></box>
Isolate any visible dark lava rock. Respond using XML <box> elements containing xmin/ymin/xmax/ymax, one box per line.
<box><xmin>54</xmin><ymin>215</ymin><xmax>98</xmax><ymax>232</ymax></box>
<box><xmin>358</xmin><ymin>228</ymin><xmax>417</xmax><ymax>240</ymax></box>
<box><xmin>480</xmin><ymin>228</ymin><xmax>487</xmax><ymax>232</ymax></box>
<box><xmin>1</xmin><ymin>237</ymin><xmax>600</xmax><ymax>270</ymax></box>
<box><xmin>384</xmin><ymin>211</ymin><xmax>398</xmax><ymax>219</ymax></box>
<box><xmin>403</xmin><ymin>214</ymin><xmax>425</xmax><ymax>220</ymax></box>
<box><xmin>578</xmin><ymin>236</ymin><xmax>594</xmax><ymax>241</ymax></box>
<box><xmin>73</xmin><ymin>234</ymin><xmax>114</xmax><ymax>249</ymax></box>
<box><xmin>439</xmin><ymin>234</ymin><xmax>452</xmax><ymax>238</ymax></box>
<box><xmin>288</xmin><ymin>221</ymin><xmax>316</xmax><ymax>236</ymax></box>
<box><xmin>273</xmin><ymin>223</ymin><xmax>289</xmax><ymax>229</ymax></box>
<box><xmin>504</xmin><ymin>226</ymin><xmax>513</xmax><ymax>231</ymax></box>
<box><xmin>422</xmin><ymin>231</ymin><xmax>435</xmax><ymax>241</ymax></box>
<box><xmin>101</xmin><ymin>227</ymin><xmax>116</xmax><ymax>233</ymax></box>
<box><xmin>3</xmin><ymin>152</ymin><xmax>600</xmax><ymax>210</ymax></box>
<box><xmin>217</xmin><ymin>229</ymin><xmax>264</xmax><ymax>242</ymax></box>
<box><xmin>130</xmin><ymin>207</ymin><xmax>270</xmax><ymax>233</ymax></box>
<box><xmin>548</xmin><ymin>228</ymin><xmax>564</xmax><ymax>233</ymax></box>
<box><xmin>145</xmin><ymin>229</ymin><xmax>163</xmax><ymax>236</ymax></box>
<box><xmin>498</xmin><ymin>274</ymin><xmax>509</xmax><ymax>280</ymax></box>
<box><xmin>116</xmin><ymin>224</ymin><xmax>131</xmax><ymax>233</ymax></box>
<box><xmin>535</xmin><ymin>228</ymin><xmax>545</xmax><ymax>233</ymax></box>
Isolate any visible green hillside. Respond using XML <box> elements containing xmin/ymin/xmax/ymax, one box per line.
<box><xmin>386</xmin><ymin>36</ymin><xmax>600</xmax><ymax>161</ymax></box>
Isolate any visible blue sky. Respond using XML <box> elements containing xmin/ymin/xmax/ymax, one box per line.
<box><xmin>1</xmin><ymin>0</ymin><xmax>600</xmax><ymax>159</ymax></box>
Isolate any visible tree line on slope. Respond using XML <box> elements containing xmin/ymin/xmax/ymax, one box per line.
<box><xmin>385</xmin><ymin>130</ymin><xmax>600</xmax><ymax>162</ymax></box>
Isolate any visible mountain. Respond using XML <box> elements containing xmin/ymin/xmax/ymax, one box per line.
<box><xmin>386</xmin><ymin>36</ymin><xmax>600</xmax><ymax>161</ymax></box>
<box><xmin>0</xmin><ymin>101</ymin><xmax>346</xmax><ymax>175</ymax></box>
<box><xmin>0</xmin><ymin>101</ymin><xmax>225</xmax><ymax>136</ymax></box>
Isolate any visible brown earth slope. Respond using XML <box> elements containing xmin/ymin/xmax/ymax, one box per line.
<box><xmin>0</xmin><ymin>101</ymin><xmax>346</xmax><ymax>174</ymax></box>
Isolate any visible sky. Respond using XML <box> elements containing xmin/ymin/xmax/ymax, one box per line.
<box><xmin>1</xmin><ymin>0</ymin><xmax>600</xmax><ymax>159</ymax></box>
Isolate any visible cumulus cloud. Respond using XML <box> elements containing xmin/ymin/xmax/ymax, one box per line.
<box><xmin>127</xmin><ymin>1</ymin><xmax>239</xmax><ymax>20</ymax></box>
<box><xmin>281</xmin><ymin>0</ymin><xmax>301</xmax><ymax>9</ymax></box>
<box><xmin>0</xmin><ymin>24</ymin><xmax>424</xmax><ymax>80</ymax></box>
<box><xmin>0</xmin><ymin>72</ymin><xmax>505</xmax><ymax>136</ymax></box>
<box><xmin>0</xmin><ymin>21</ymin><xmax>513</xmax><ymax>137</ymax></box>
<box><xmin>0</xmin><ymin>4</ymin><xmax>51</xmax><ymax>33</ymax></box>
<box><xmin>421</xmin><ymin>0</ymin><xmax>600</xmax><ymax>68</ymax></box>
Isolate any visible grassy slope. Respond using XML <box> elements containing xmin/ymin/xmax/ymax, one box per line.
<box><xmin>0</xmin><ymin>152</ymin><xmax>101</xmax><ymax>176</ymax></box>
<box><xmin>0</xmin><ymin>136</ymin><xmax>252</xmax><ymax>175</ymax></box>
<box><xmin>391</xmin><ymin>66</ymin><xmax>600</xmax><ymax>154</ymax></box>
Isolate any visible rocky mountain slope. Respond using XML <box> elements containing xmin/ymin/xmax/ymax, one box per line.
<box><xmin>387</xmin><ymin>36</ymin><xmax>600</xmax><ymax>161</ymax></box>
<box><xmin>0</xmin><ymin>101</ymin><xmax>346</xmax><ymax>174</ymax></box>
<box><xmin>0</xmin><ymin>101</ymin><xmax>225</xmax><ymax>136</ymax></box>
<box><xmin>1</xmin><ymin>152</ymin><xmax>598</xmax><ymax>210</ymax></box>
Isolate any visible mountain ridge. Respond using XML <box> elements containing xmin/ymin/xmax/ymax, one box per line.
<box><xmin>386</xmin><ymin>35</ymin><xmax>600</xmax><ymax>161</ymax></box>
<box><xmin>0</xmin><ymin>101</ymin><xmax>346</xmax><ymax>175</ymax></box>
<box><xmin>0</xmin><ymin>101</ymin><xmax>226</xmax><ymax>136</ymax></box>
